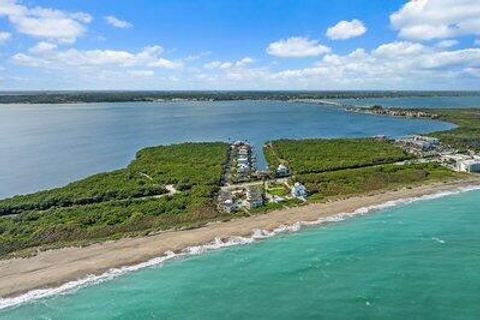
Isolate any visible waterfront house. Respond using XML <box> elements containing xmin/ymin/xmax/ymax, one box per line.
<box><xmin>237</xmin><ymin>156</ymin><xmax>249</xmax><ymax>165</ymax></box>
<box><xmin>218</xmin><ymin>190</ymin><xmax>235</xmax><ymax>213</ymax></box>
<box><xmin>245</xmin><ymin>186</ymin><xmax>263</xmax><ymax>209</ymax></box>
<box><xmin>441</xmin><ymin>154</ymin><xmax>480</xmax><ymax>173</ymax></box>
<box><xmin>238</xmin><ymin>148</ymin><xmax>249</xmax><ymax>156</ymax></box>
<box><xmin>397</xmin><ymin>135</ymin><xmax>440</xmax><ymax>152</ymax></box>
<box><xmin>276</xmin><ymin>164</ymin><xmax>289</xmax><ymax>176</ymax></box>
<box><xmin>291</xmin><ymin>182</ymin><xmax>307</xmax><ymax>199</ymax></box>
<box><xmin>457</xmin><ymin>159</ymin><xmax>480</xmax><ymax>173</ymax></box>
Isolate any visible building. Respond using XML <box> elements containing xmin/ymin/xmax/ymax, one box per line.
<box><xmin>374</xmin><ymin>135</ymin><xmax>388</xmax><ymax>141</ymax></box>
<box><xmin>237</xmin><ymin>163</ymin><xmax>250</xmax><ymax>176</ymax></box>
<box><xmin>291</xmin><ymin>182</ymin><xmax>307</xmax><ymax>199</ymax></box>
<box><xmin>218</xmin><ymin>190</ymin><xmax>235</xmax><ymax>213</ymax></box>
<box><xmin>245</xmin><ymin>186</ymin><xmax>263</xmax><ymax>209</ymax></box>
<box><xmin>237</xmin><ymin>158</ymin><xmax>249</xmax><ymax>167</ymax></box>
<box><xmin>457</xmin><ymin>159</ymin><xmax>480</xmax><ymax>173</ymax></box>
<box><xmin>238</xmin><ymin>148</ymin><xmax>249</xmax><ymax>156</ymax></box>
<box><xmin>276</xmin><ymin>164</ymin><xmax>289</xmax><ymax>177</ymax></box>
<box><xmin>272</xmin><ymin>195</ymin><xmax>285</xmax><ymax>203</ymax></box>
<box><xmin>397</xmin><ymin>135</ymin><xmax>440</xmax><ymax>152</ymax></box>
<box><xmin>441</xmin><ymin>154</ymin><xmax>480</xmax><ymax>173</ymax></box>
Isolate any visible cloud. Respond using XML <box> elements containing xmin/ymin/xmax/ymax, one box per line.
<box><xmin>29</xmin><ymin>41</ymin><xmax>57</xmax><ymax>53</ymax></box>
<box><xmin>235</xmin><ymin>57</ymin><xmax>254</xmax><ymax>67</ymax></box>
<box><xmin>193</xmin><ymin>40</ymin><xmax>479</xmax><ymax>90</ymax></box>
<box><xmin>0</xmin><ymin>31</ymin><xmax>11</xmax><ymax>43</ymax></box>
<box><xmin>271</xmin><ymin>41</ymin><xmax>480</xmax><ymax>88</ymax></box>
<box><xmin>326</xmin><ymin>19</ymin><xmax>367</xmax><ymax>40</ymax></box>
<box><xmin>390</xmin><ymin>0</ymin><xmax>480</xmax><ymax>41</ymax></box>
<box><xmin>266</xmin><ymin>37</ymin><xmax>330</xmax><ymax>58</ymax></box>
<box><xmin>436</xmin><ymin>40</ymin><xmax>459</xmax><ymax>48</ymax></box>
<box><xmin>372</xmin><ymin>41</ymin><xmax>426</xmax><ymax>57</ymax></box>
<box><xmin>475</xmin><ymin>39</ymin><xmax>480</xmax><ymax>46</ymax></box>
<box><xmin>184</xmin><ymin>51</ymin><xmax>212</xmax><ymax>62</ymax></box>
<box><xmin>12</xmin><ymin>45</ymin><xmax>183</xmax><ymax>69</ymax></box>
<box><xmin>0</xmin><ymin>0</ymin><xmax>92</xmax><ymax>43</ymax></box>
<box><xmin>203</xmin><ymin>57</ymin><xmax>254</xmax><ymax>69</ymax></box>
<box><xmin>128</xmin><ymin>70</ymin><xmax>155</xmax><ymax>77</ymax></box>
<box><xmin>105</xmin><ymin>16</ymin><xmax>132</xmax><ymax>29</ymax></box>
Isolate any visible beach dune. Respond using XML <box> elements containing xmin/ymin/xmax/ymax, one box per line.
<box><xmin>1</xmin><ymin>178</ymin><xmax>479</xmax><ymax>300</ymax></box>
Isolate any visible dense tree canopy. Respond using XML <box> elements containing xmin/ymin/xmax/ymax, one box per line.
<box><xmin>0</xmin><ymin>142</ymin><xmax>229</xmax><ymax>256</ymax></box>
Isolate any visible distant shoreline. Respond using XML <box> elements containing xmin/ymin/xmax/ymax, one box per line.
<box><xmin>0</xmin><ymin>91</ymin><xmax>479</xmax><ymax>105</ymax></box>
<box><xmin>1</xmin><ymin>177</ymin><xmax>479</xmax><ymax>303</ymax></box>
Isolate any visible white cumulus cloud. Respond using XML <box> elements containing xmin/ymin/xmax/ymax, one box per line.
<box><xmin>12</xmin><ymin>45</ymin><xmax>183</xmax><ymax>69</ymax></box>
<box><xmin>105</xmin><ymin>16</ymin><xmax>132</xmax><ymax>29</ymax></box>
<box><xmin>128</xmin><ymin>70</ymin><xmax>155</xmax><ymax>77</ymax></box>
<box><xmin>204</xmin><ymin>57</ymin><xmax>254</xmax><ymax>69</ymax></box>
<box><xmin>436</xmin><ymin>40</ymin><xmax>459</xmax><ymax>48</ymax></box>
<box><xmin>390</xmin><ymin>0</ymin><xmax>480</xmax><ymax>41</ymax></box>
<box><xmin>271</xmin><ymin>41</ymin><xmax>480</xmax><ymax>89</ymax></box>
<box><xmin>0</xmin><ymin>0</ymin><xmax>92</xmax><ymax>43</ymax></box>
<box><xmin>0</xmin><ymin>31</ymin><xmax>11</xmax><ymax>43</ymax></box>
<box><xmin>266</xmin><ymin>37</ymin><xmax>330</xmax><ymax>58</ymax></box>
<box><xmin>29</xmin><ymin>41</ymin><xmax>57</xmax><ymax>53</ymax></box>
<box><xmin>326</xmin><ymin>19</ymin><xmax>367</xmax><ymax>40</ymax></box>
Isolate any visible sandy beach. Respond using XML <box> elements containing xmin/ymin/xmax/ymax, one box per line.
<box><xmin>1</xmin><ymin>178</ymin><xmax>480</xmax><ymax>300</ymax></box>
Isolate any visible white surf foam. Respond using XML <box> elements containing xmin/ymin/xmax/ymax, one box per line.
<box><xmin>1</xmin><ymin>184</ymin><xmax>479</xmax><ymax>310</ymax></box>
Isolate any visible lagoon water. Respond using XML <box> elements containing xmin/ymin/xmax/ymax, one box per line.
<box><xmin>335</xmin><ymin>95</ymin><xmax>480</xmax><ymax>109</ymax></box>
<box><xmin>1</xmin><ymin>189</ymin><xmax>480</xmax><ymax>319</ymax></box>
<box><xmin>1</xmin><ymin>97</ymin><xmax>479</xmax><ymax>319</ymax></box>
<box><xmin>0</xmin><ymin>100</ymin><xmax>453</xmax><ymax>198</ymax></box>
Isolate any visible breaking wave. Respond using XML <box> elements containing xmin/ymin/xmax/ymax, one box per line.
<box><xmin>1</xmin><ymin>184</ymin><xmax>479</xmax><ymax>311</ymax></box>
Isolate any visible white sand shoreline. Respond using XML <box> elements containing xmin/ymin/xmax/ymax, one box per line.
<box><xmin>1</xmin><ymin>178</ymin><xmax>480</xmax><ymax>309</ymax></box>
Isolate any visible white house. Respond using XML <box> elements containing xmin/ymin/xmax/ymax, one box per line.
<box><xmin>276</xmin><ymin>164</ymin><xmax>289</xmax><ymax>176</ymax></box>
<box><xmin>291</xmin><ymin>182</ymin><xmax>307</xmax><ymax>199</ymax></box>
<box><xmin>218</xmin><ymin>191</ymin><xmax>236</xmax><ymax>213</ymax></box>
<box><xmin>238</xmin><ymin>148</ymin><xmax>249</xmax><ymax>156</ymax></box>
<box><xmin>397</xmin><ymin>135</ymin><xmax>440</xmax><ymax>151</ymax></box>
<box><xmin>237</xmin><ymin>154</ymin><xmax>249</xmax><ymax>164</ymax></box>
<box><xmin>443</xmin><ymin>154</ymin><xmax>480</xmax><ymax>173</ymax></box>
<box><xmin>458</xmin><ymin>159</ymin><xmax>480</xmax><ymax>173</ymax></box>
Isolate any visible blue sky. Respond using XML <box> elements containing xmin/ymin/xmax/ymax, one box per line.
<box><xmin>0</xmin><ymin>0</ymin><xmax>479</xmax><ymax>90</ymax></box>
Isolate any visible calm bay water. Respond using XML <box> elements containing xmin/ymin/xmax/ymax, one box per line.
<box><xmin>1</xmin><ymin>97</ymin><xmax>478</xmax><ymax>319</ymax></box>
<box><xmin>1</xmin><ymin>189</ymin><xmax>480</xmax><ymax>319</ymax></box>
<box><xmin>0</xmin><ymin>100</ymin><xmax>453</xmax><ymax>198</ymax></box>
<box><xmin>335</xmin><ymin>95</ymin><xmax>480</xmax><ymax>109</ymax></box>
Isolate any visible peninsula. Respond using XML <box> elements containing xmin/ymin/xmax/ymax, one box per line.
<box><xmin>0</xmin><ymin>107</ymin><xmax>480</xmax><ymax>298</ymax></box>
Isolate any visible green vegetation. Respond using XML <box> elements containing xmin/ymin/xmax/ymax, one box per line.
<box><xmin>2</xmin><ymin>113</ymin><xmax>476</xmax><ymax>257</ymax></box>
<box><xmin>427</xmin><ymin>109</ymin><xmax>480</xmax><ymax>152</ymax></box>
<box><xmin>303</xmin><ymin>163</ymin><xmax>460</xmax><ymax>201</ymax></box>
<box><xmin>266</xmin><ymin>183</ymin><xmax>289</xmax><ymax>197</ymax></box>
<box><xmin>0</xmin><ymin>91</ymin><xmax>477</xmax><ymax>104</ymax></box>
<box><xmin>268</xmin><ymin>187</ymin><xmax>288</xmax><ymax>197</ymax></box>
<box><xmin>265</xmin><ymin>138</ymin><xmax>411</xmax><ymax>174</ymax></box>
<box><xmin>0</xmin><ymin>142</ymin><xmax>229</xmax><ymax>256</ymax></box>
<box><xmin>0</xmin><ymin>170</ymin><xmax>167</xmax><ymax>216</ymax></box>
<box><xmin>263</xmin><ymin>143</ymin><xmax>282</xmax><ymax>171</ymax></box>
<box><xmin>265</xmin><ymin>138</ymin><xmax>465</xmax><ymax>202</ymax></box>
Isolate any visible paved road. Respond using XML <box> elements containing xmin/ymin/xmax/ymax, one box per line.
<box><xmin>221</xmin><ymin>178</ymin><xmax>289</xmax><ymax>191</ymax></box>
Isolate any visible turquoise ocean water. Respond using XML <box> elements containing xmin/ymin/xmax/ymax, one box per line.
<box><xmin>1</xmin><ymin>96</ymin><xmax>479</xmax><ymax>319</ymax></box>
<box><xmin>1</xmin><ymin>188</ymin><xmax>479</xmax><ymax>319</ymax></box>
